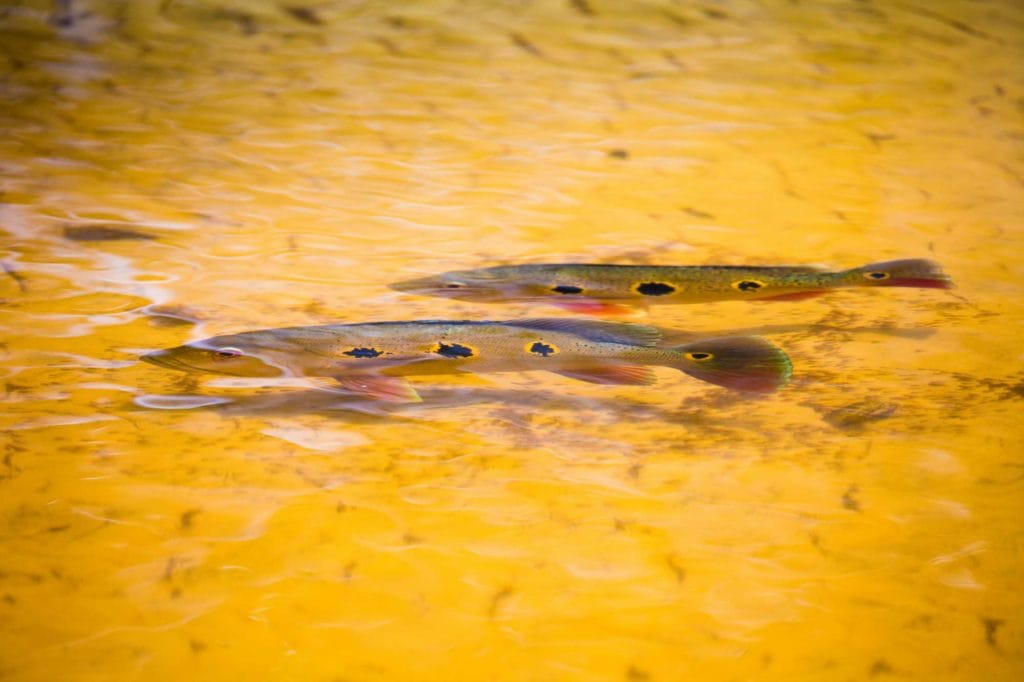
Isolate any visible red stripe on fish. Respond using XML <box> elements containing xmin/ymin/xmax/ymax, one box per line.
<box><xmin>878</xmin><ymin>277</ymin><xmax>953</xmax><ymax>289</ymax></box>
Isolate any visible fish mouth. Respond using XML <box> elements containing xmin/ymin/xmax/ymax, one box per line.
<box><xmin>141</xmin><ymin>348</ymin><xmax>286</xmax><ymax>377</ymax></box>
<box><xmin>389</xmin><ymin>277</ymin><xmax>494</xmax><ymax>300</ymax></box>
<box><xmin>140</xmin><ymin>349</ymin><xmax>190</xmax><ymax>371</ymax></box>
<box><xmin>389</xmin><ymin>276</ymin><xmax>450</xmax><ymax>293</ymax></box>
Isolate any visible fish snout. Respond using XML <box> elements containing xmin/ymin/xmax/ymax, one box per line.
<box><xmin>140</xmin><ymin>349</ymin><xmax>181</xmax><ymax>370</ymax></box>
<box><xmin>389</xmin><ymin>275</ymin><xmax>482</xmax><ymax>298</ymax></box>
<box><xmin>388</xmin><ymin>275</ymin><xmax>433</xmax><ymax>293</ymax></box>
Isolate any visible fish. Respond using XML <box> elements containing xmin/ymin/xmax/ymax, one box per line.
<box><xmin>389</xmin><ymin>259</ymin><xmax>953</xmax><ymax>315</ymax></box>
<box><xmin>141</xmin><ymin>318</ymin><xmax>793</xmax><ymax>401</ymax></box>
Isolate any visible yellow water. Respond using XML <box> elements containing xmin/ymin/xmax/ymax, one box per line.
<box><xmin>1</xmin><ymin>0</ymin><xmax>1022</xmax><ymax>679</ymax></box>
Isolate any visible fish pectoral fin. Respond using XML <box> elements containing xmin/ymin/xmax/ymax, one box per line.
<box><xmin>758</xmin><ymin>290</ymin><xmax>827</xmax><ymax>301</ymax></box>
<box><xmin>333</xmin><ymin>375</ymin><xmax>422</xmax><ymax>402</ymax></box>
<box><xmin>547</xmin><ymin>299</ymin><xmax>639</xmax><ymax>317</ymax></box>
<box><xmin>551</xmin><ymin>365</ymin><xmax>657</xmax><ymax>386</ymax></box>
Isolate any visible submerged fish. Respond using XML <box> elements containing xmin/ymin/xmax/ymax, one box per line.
<box><xmin>390</xmin><ymin>259</ymin><xmax>953</xmax><ymax>315</ymax></box>
<box><xmin>141</xmin><ymin>318</ymin><xmax>792</xmax><ymax>401</ymax></box>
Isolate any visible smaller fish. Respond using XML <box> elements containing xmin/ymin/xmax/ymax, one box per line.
<box><xmin>141</xmin><ymin>318</ymin><xmax>793</xmax><ymax>401</ymax></box>
<box><xmin>389</xmin><ymin>259</ymin><xmax>953</xmax><ymax>315</ymax></box>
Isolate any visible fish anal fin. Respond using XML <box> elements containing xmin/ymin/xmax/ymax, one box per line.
<box><xmin>552</xmin><ymin>365</ymin><xmax>657</xmax><ymax>386</ymax></box>
<box><xmin>547</xmin><ymin>299</ymin><xmax>638</xmax><ymax>317</ymax></box>
<box><xmin>334</xmin><ymin>375</ymin><xmax>422</xmax><ymax>402</ymax></box>
<box><xmin>507</xmin><ymin>318</ymin><xmax>661</xmax><ymax>346</ymax></box>
<box><xmin>759</xmin><ymin>290</ymin><xmax>827</xmax><ymax>302</ymax></box>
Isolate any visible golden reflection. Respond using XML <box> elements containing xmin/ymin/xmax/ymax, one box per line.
<box><xmin>1</xmin><ymin>1</ymin><xmax>1022</xmax><ymax>680</ymax></box>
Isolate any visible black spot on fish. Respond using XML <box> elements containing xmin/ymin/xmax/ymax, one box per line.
<box><xmin>529</xmin><ymin>342</ymin><xmax>556</xmax><ymax>357</ymax></box>
<box><xmin>552</xmin><ymin>285</ymin><xmax>583</xmax><ymax>295</ymax></box>
<box><xmin>737</xmin><ymin>280</ymin><xmax>763</xmax><ymax>291</ymax></box>
<box><xmin>343</xmin><ymin>347</ymin><xmax>383</xmax><ymax>358</ymax></box>
<box><xmin>636</xmin><ymin>282</ymin><xmax>676</xmax><ymax>296</ymax></box>
<box><xmin>435</xmin><ymin>343</ymin><xmax>473</xmax><ymax>358</ymax></box>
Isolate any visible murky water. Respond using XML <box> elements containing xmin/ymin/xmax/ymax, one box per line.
<box><xmin>2</xmin><ymin>0</ymin><xmax>1022</xmax><ymax>679</ymax></box>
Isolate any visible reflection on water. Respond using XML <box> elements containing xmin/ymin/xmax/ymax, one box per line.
<box><xmin>2</xmin><ymin>0</ymin><xmax>1022</xmax><ymax>679</ymax></box>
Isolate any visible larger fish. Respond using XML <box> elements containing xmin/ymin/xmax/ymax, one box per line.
<box><xmin>390</xmin><ymin>259</ymin><xmax>953</xmax><ymax>315</ymax></box>
<box><xmin>141</xmin><ymin>318</ymin><xmax>792</xmax><ymax>401</ymax></box>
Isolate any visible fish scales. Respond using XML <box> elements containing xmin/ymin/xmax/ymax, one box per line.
<box><xmin>142</xmin><ymin>319</ymin><xmax>793</xmax><ymax>398</ymax></box>
<box><xmin>150</xmin><ymin>321</ymin><xmax>668</xmax><ymax>376</ymax></box>
<box><xmin>389</xmin><ymin>259</ymin><xmax>953</xmax><ymax>312</ymax></box>
<box><xmin>515</xmin><ymin>264</ymin><xmax>830</xmax><ymax>300</ymax></box>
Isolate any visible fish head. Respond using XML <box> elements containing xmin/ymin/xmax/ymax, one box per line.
<box><xmin>389</xmin><ymin>266</ymin><xmax>530</xmax><ymax>302</ymax></box>
<box><xmin>848</xmin><ymin>259</ymin><xmax>953</xmax><ymax>289</ymax></box>
<box><xmin>141</xmin><ymin>331</ymin><xmax>290</xmax><ymax>377</ymax></box>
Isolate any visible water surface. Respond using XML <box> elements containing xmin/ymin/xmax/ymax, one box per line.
<box><xmin>1</xmin><ymin>1</ymin><xmax>1022</xmax><ymax>680</ymax></box>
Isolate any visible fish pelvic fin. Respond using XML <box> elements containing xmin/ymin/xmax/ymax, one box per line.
<box><xmin>671</xmin><ymin>336</ymin><xmax>792</xmax><ymax>393</ymax></box>
<box><xmin>758</xmin><ymin>290</ymin><xmax>828</xmax><ymax>302</ymax></box>
<box><xmin>547</xmin><ymin>299</ymin><xmax>639</xmax><ymax>317</ymax></box>
<box><xmin>334</xmin><ymin>375</ymin><xmax>422</xmax><ymax>402</ymax></box>
<box><xmin>847</xmin><ymin>259</ymin><xmax>953</xmax><ymax>290</ymax></box>
<box><xmin>552</xmin><ymin>365</ymin><xmax>658</xmax><ymax>386</ymax></box>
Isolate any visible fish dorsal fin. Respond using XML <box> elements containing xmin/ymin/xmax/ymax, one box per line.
<box><xmin>504</xmin><ymin>318</ymin><xmax>661</xmax><ymax>346</ymax></box>
<box><xmin>783</xmin><ymin>264</ymin><xmax>828</xmax><ymax>273</ymax></box>
<box><xmin>712</xmin><ymin>262</ymin><xmax>831</xmax><ymax>274</ymax></box>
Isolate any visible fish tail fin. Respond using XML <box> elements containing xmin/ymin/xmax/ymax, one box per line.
<box><xmin>670</xmin><ymin>336</ymin><xmax>792</xmax><ymax>393</ymax></box>
<box><xmin>846</xmin><ymin>259</ymin><xmax>953</xmax><ymax>289</ymax></box>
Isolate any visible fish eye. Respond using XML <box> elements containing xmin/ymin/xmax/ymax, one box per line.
<box><xmin>445</xmin><ymin>282</ymin><xmax>465</xmax><ymax>289</ymax></box>
<box><xmin>865</xmin><ymin>271</ymin><xmax>890</xmax><ymax>280</ymax></box>
<box><xmin>686</xmin><ymin>352</ymin><xmax>714</xmax><ymax>361</ymax></box>
<box><xmin>214</xmin><ymin>347</ymin><xmax>243</xmax><ymax>358</ymax></box>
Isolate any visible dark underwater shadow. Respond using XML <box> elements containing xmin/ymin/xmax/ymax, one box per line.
<box><xmin>132</xmin><ymin>383</ymin><xmax>765</xmax><ymax>424</ymax></box>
